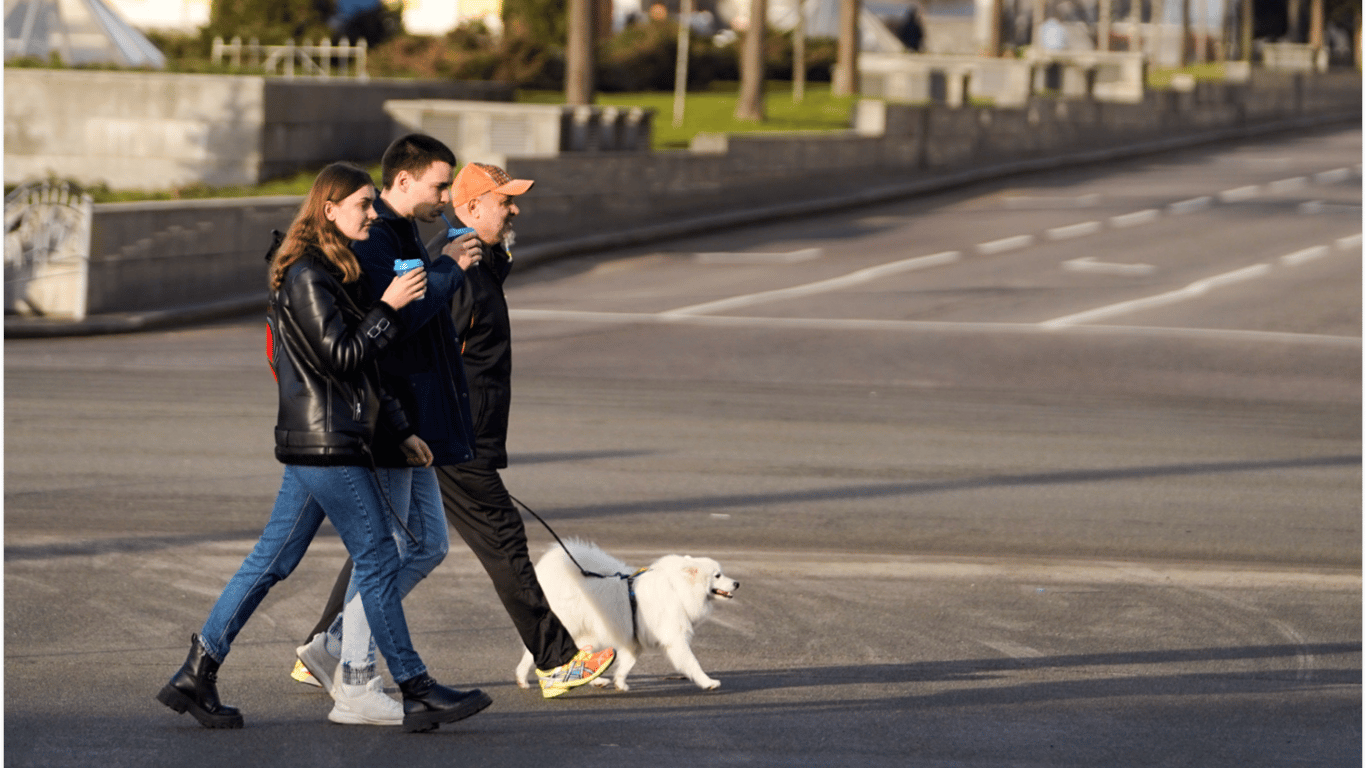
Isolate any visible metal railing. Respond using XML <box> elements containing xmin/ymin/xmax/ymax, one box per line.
<box><xmin>211</xmin><ymin>36</ymin><xmax>368</xmax><ymax>80</ymax></box>
<box><xmin>4</xmin><ymin>180</ymin><xmax>92</xmax><ymax>319</ymax></box>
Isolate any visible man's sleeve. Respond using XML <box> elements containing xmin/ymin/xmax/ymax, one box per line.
<box><xmin>427</xmin><ymin>230</ymin><xmax>476</xmax><ymax>335</ymax></box>
<box><xmin>354</xmin><ymin>225</ymin><xmax>459</xmax><ymax>341</ymax></box>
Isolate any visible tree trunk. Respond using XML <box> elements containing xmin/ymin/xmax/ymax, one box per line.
<box><xmin>1098</xmin><ymin>0</ymin><xmax>1112</xmax><ymax>50</ymax></box>
<box><xmin>1240</xmin><ymin>0</ymin><xmax>1252</xmax><ymax>60</ymax></box>
<box><xmin>673</xmin><ymin>0</ymin><xmax>693</xmax><ymax>127</ymax></box>
<box><xmin>793</xmin><ymin>0</ymin><xmax>807</xmax><ymax>102</ymax></box>
<box><xmin>1309</xmin><ymin>0</ymin><xmax>1323</xmax><ymax>50</ymax></box>
<box><xmin>1179</xmin><ymin>0</ymin><xmax>1191</xmax><ymax>64</ymax></box>
<box><xmin>832</xmin><ymin>0</ymin><xmax>859</xmax><ymax>96</ymax></box>
<box><xmin>989</xmin><ymin>0</ymin><xmax>1005</xmax><ymax>54</ymax></box>
<box><xmin>735</xmin><ymin>0</ymin><xmax>768</xmax><ymax>120</ymax></box>
<box><xmin>566</xmin><ymin>0</ymin><xmax>594</xmax><ymax>105</ymax></box>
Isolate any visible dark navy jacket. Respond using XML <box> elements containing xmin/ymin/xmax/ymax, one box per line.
<box><xmin>352</xmin><ymin>195</ymin><xmax>476</xmax><ymax>467</ymax></box>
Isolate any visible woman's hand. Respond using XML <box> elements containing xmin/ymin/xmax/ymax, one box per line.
<box><xmin>380</xmin><ymin>267</ymin><xmax>426</xmax><ymax>310</ymax></box>
<box><xmin>442</xmin><ymin>232</ymin><xmax>483</xmax><ymax>272</ymax></box>
<box><xmin>400</xmin><ymin>435</ymin><xmax>433</xmax><ymax>467</ymax></box>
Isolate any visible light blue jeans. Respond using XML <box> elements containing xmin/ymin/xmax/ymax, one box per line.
<box><xmin>198</xmin><ymin>464</ymin><xmax>428</xmax><ymax>683</ymax></box>
<box><xmin>329</xmin><ymin>467</ymin><xmax>447</xmax><ymax>674</ymax></box>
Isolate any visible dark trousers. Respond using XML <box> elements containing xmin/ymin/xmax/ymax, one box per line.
<box><xmin>305</xmin><ymin>465</ymin><xmax>580</xmax><ymax>672</ymax></box>
<box><xmin>436</xmin><ymin>463</ymin><xmax>579</xmax><ymax>671</ymax></box>
<box><xmin>305</xmin><ymin>559</ymin><xmax>352</xmax><ymax>640</ymax></box>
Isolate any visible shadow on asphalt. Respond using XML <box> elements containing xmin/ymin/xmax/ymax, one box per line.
<box><xmin>530</xmin><ymin>455</ymin><xmax>1363</xmax><ymax>520</ymax></box>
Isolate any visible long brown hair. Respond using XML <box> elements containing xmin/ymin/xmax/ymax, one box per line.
<box><xmin>270</xmin><ymin>162</ymin><xmax>375</xmax><ymax>290</ymax></box>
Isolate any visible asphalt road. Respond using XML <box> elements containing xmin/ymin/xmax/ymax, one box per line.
<box><xmin>5</xmin><ymin>126</ymin><xmax>1361</xmax><ymax>767</ymax></box>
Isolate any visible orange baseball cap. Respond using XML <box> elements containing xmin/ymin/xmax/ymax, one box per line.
<box><xmin>452</xmin><ymin>162</ymin><xmax>534</xmax><ymax>207</ymax></box>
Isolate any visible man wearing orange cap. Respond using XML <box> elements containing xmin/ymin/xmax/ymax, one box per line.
<box><xmin>437</xmin><ymin>162</ymin><xmax>615</xmax><ymax>700</ymax></box>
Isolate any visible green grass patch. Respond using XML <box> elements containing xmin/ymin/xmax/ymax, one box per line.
<box><xmin>1147</xmin><ymin>62</ymin><xmax>1231</xmax><ymax>89</ymax></box>
<box><xmin>35</xmin><ymin>165</ymin><xmax>384</xmax><ymax>205</ymax></box>
<box><xmin>518</xmin><ymin>81</ymin><xmax>858</xmax><ymax>149</ymax></box>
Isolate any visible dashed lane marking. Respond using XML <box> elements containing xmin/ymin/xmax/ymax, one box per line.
<box><xmin>661</xmin><ymin>251</ymin><xmax>961</xmax><ymax>316</ymax></box>
<box><xmin>1047</xmin><ymin>221</ymin><xmax>1103</xmax><ymax>240</ymax></box>
<box><xmin>1110</xmin><ymin>209</ymin><xmax>1160</xmax><ymax>228</ymax></box>
<box><xmin>695</xmin><ymin>248</ymin><xmax>823</xmax><ymax>264</ymax></box>
<box><xmin>977</xmin><ymin>235</ymin><xmax>1035</xmax><ymax>255</ymax></box>
<box><xmin>1219</xmin><ymin>185</ymin><xmax>1261</xmax><ymax>202</ymax></box>
<box><xmin>1040</xmin><ymin>264</ymin><xmax>1273</xmax><ymax>329</ymax></box>
<box><xmin>1169</xmin><ymin>196</ymin><xmax>1213</xmax><ymax>215</ymax></box>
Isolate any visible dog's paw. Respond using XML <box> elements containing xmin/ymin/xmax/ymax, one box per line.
<box><xmin>590</xmin><ymin>677</ymin><xmax>611</xmax><ymax>688</ymax></box>
<box><xmin>613</xmin><ymin>679</ymin><xmax>630</xmax><ymax>692</ymax></box>
<box><xmin>699</xmin><ymin>678</ymin><xmax>721</xmax><ymax>690</ymax></box>
<box><xmin>515</xmin><ymin>678</ymin><xmax>531</xmax><ymax>689</ymax></box>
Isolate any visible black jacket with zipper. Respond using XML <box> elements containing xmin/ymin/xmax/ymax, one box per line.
<box><xmin>271</xmin><ymin>249</ymin><xmax>413</xmax><ymax>466</ymax></box>
<box><xmin>448</xmin><ymin>240</ymin><xmax>514</xmax><ymax>470</ymax></box>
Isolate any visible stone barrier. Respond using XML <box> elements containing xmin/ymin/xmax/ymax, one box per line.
<box><xmin>383</xmin><ymin>99</ymin><xmax>655</xmax><ymax>167</ymax></box>
<box><xmin>7</xmin><ymin>70</ymin><xmax>1359</xmax><ymax>328</ymax></box>
<box><xmin>3</xmin><ymin>70</ymin><xmax>514</xmax><ymax>190</ymax></box>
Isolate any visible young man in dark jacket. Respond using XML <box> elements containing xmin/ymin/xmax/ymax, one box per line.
<box><xmin>293</xmin><ymin>135</ymin><xmax>481</xmax><ymax>718</ymax></box>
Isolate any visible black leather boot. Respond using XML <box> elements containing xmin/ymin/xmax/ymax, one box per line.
<box><xmin>156</xmin><ymin>634</ymin><xmax>244</xmax><ymax>728</ymax></box>
<box><xmin>397</xmin><ymin>673</ymin><xmax>491</xmax><ymax>732</ymax></box>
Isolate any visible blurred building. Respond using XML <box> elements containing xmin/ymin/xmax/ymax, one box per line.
<box><xmin>5</xmin><ymin>0</ymin><xmax>167</xmax><ymax>66</ymax></box>
<box><xmin>103</xmin><ymin>0</ymin><xmax>207</xmax><ymax>31</ymax></box>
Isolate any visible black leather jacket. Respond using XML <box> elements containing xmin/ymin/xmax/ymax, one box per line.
<box><xmin>271</xmin><ymin>250</ymin><xmax>412</xmax><ymax>466</ymax></box>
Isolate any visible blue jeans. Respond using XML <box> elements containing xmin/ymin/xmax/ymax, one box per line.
<box><xmin>366</xmin><ymin>466</ymin><xmax>447</xmax><ymax>601</ymax></box>
<box><xmin>330</xmin><ymin>467</ymin><xmax>446</xmax><ymax>668</ymax></box>
<box><xmin>198</xmin><ymin>464</ymin><xmax>427</xmax><ymax>683</ymax></box>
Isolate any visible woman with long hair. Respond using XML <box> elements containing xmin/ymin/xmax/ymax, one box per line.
<box><xmin>157</xmin><ymin>162</ymin><xmax>490</xmax><ymax>733</ymax></box>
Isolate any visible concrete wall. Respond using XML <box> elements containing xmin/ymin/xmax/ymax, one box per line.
<box><xmin>54</xmin><ymin>70</ymin><xmax>1364</xmax><ymax>319</ymax></box>
<box><xmin>86</xmin><ymin>197</ymin><xmax>301</xmax><ymax>314</ymax></box>
<box><xmin>503</xmin><ymin>71</ymin><xmax>1361</xmax><ymax>245</ymax></box>
<box><xmin>4</xmin><ymin>70</ymin><xmax>514</xmax><ymax>190</ymax></box>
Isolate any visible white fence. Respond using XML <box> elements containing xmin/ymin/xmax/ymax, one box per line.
<box><xmin>211</xmin><ymin>36</ymin><xmax>369</xmax><ymax>80</ymax></box>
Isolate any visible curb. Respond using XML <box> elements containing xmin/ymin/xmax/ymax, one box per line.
<box><xmin>7</xmin><ymin>110</ymin><xmax>1358</xmax><ymax>340</ymax></box>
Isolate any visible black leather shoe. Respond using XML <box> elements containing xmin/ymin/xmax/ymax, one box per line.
<box><xmin>398</xmin><ymin>673</ymin><xmax>491</xmax><ymax>732</ymax></box>
<box><xmin>156</xmin><ymin>634</ymin><xmax>244</xmax><ymax>729</ymax></box>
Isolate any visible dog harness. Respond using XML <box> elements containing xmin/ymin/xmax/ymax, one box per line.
<box><xmin>624</xmin><ymin>567</ymin><xmax>648</xmax><ymax>641</ymax></box>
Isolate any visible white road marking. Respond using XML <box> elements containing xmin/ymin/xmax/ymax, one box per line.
<box><xmin>1110</xmin><ymin>209</ymin><xmax>1160</xmax><ymax>228</ymax></box>
<box><xmin>977</xmin><ymin>235</ymin><xmax>1035</xmax><ymax>255</ymax></box>
<box><xmin>1267</xmin><ymin>176</ymin><xmax>1309</xmax><ymax>193</ymax></box>
<box><xmin>1219</xmin><ymin>185</ymin><xmax>1261</xmax><ymax>202</ymax></box>
<box><xmin>1003</xmin><ymin>193</ymin><xmax>1102</xmax><ymax>209</ymax></box>
<box><xmin>1047</xmin><ymin>221</ymin><xmax>1103</xmax><ymax>240</ymax></box>
<box><xmin>511</xmin><ymin>309</ymin><xmax>1358</xmax><ymax>346</ymax></box>
<box><xmin>1062</xmin><ymin>257</ymin><xmax>1157</xmax><ymax>276</ymax></box>
<box><xmin>660</xmin><ymin>251</ymin><xmax>961</xmax><ymax>316</ymax></box>
<box><xmin>1299</xmin><ymin>200</ymin><xmax>1326</xmax><ymax>214</ymax></box>
<box><xmin>1168</xmin><ymin>196</ymin><xmax>1212</xmax><ymax>215</ymax></box>
<box><xmin>981</xmin><ymin>640</ymin><xmax>1046</xmax><ymax>659</ymax></box>
<box><xmin>1040</xmin><ymin>264</ymin><xmax>1272</xmax><ymax>328</ymax></box>
<box><xmin>695</xmin><ymin>248</ymin><xmax>823</xmax><ymax>264</ymax></box>
<box><xmin>1336</xmin><ymin>233</ymin><xmax>1363</xmax><ymax>249</ymax></box>
<box><xmin>1280</xmin><ymin>246</ymin><xmax>1330</xmax><ymax>266</ymax></box>
<box><xmin>1314</xmin><ymin>168</ymin><xmax>1350</xmax><ymax>184</ymax></box>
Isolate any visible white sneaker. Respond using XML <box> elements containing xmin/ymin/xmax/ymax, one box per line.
<box><xmin>296</xmin><ymin>633</ymin><xmax>338</xmax><ymax>694</ymax></box>
<box><xmin>327</xmin><ymin>676</ymin><xmax>404</xmax><ymax>726</ymax></box>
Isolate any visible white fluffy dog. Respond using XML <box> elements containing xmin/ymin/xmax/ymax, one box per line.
<box><xmin>514</xmin><ymin>539</ymin><xmax>739</xmax><ymax>691</ymax></box>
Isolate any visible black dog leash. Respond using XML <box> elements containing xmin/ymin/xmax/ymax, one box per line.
<box><xmin>508</xmin><ymin>493</ymin><xmax>646</xmax><ymax>640</ymax></box>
